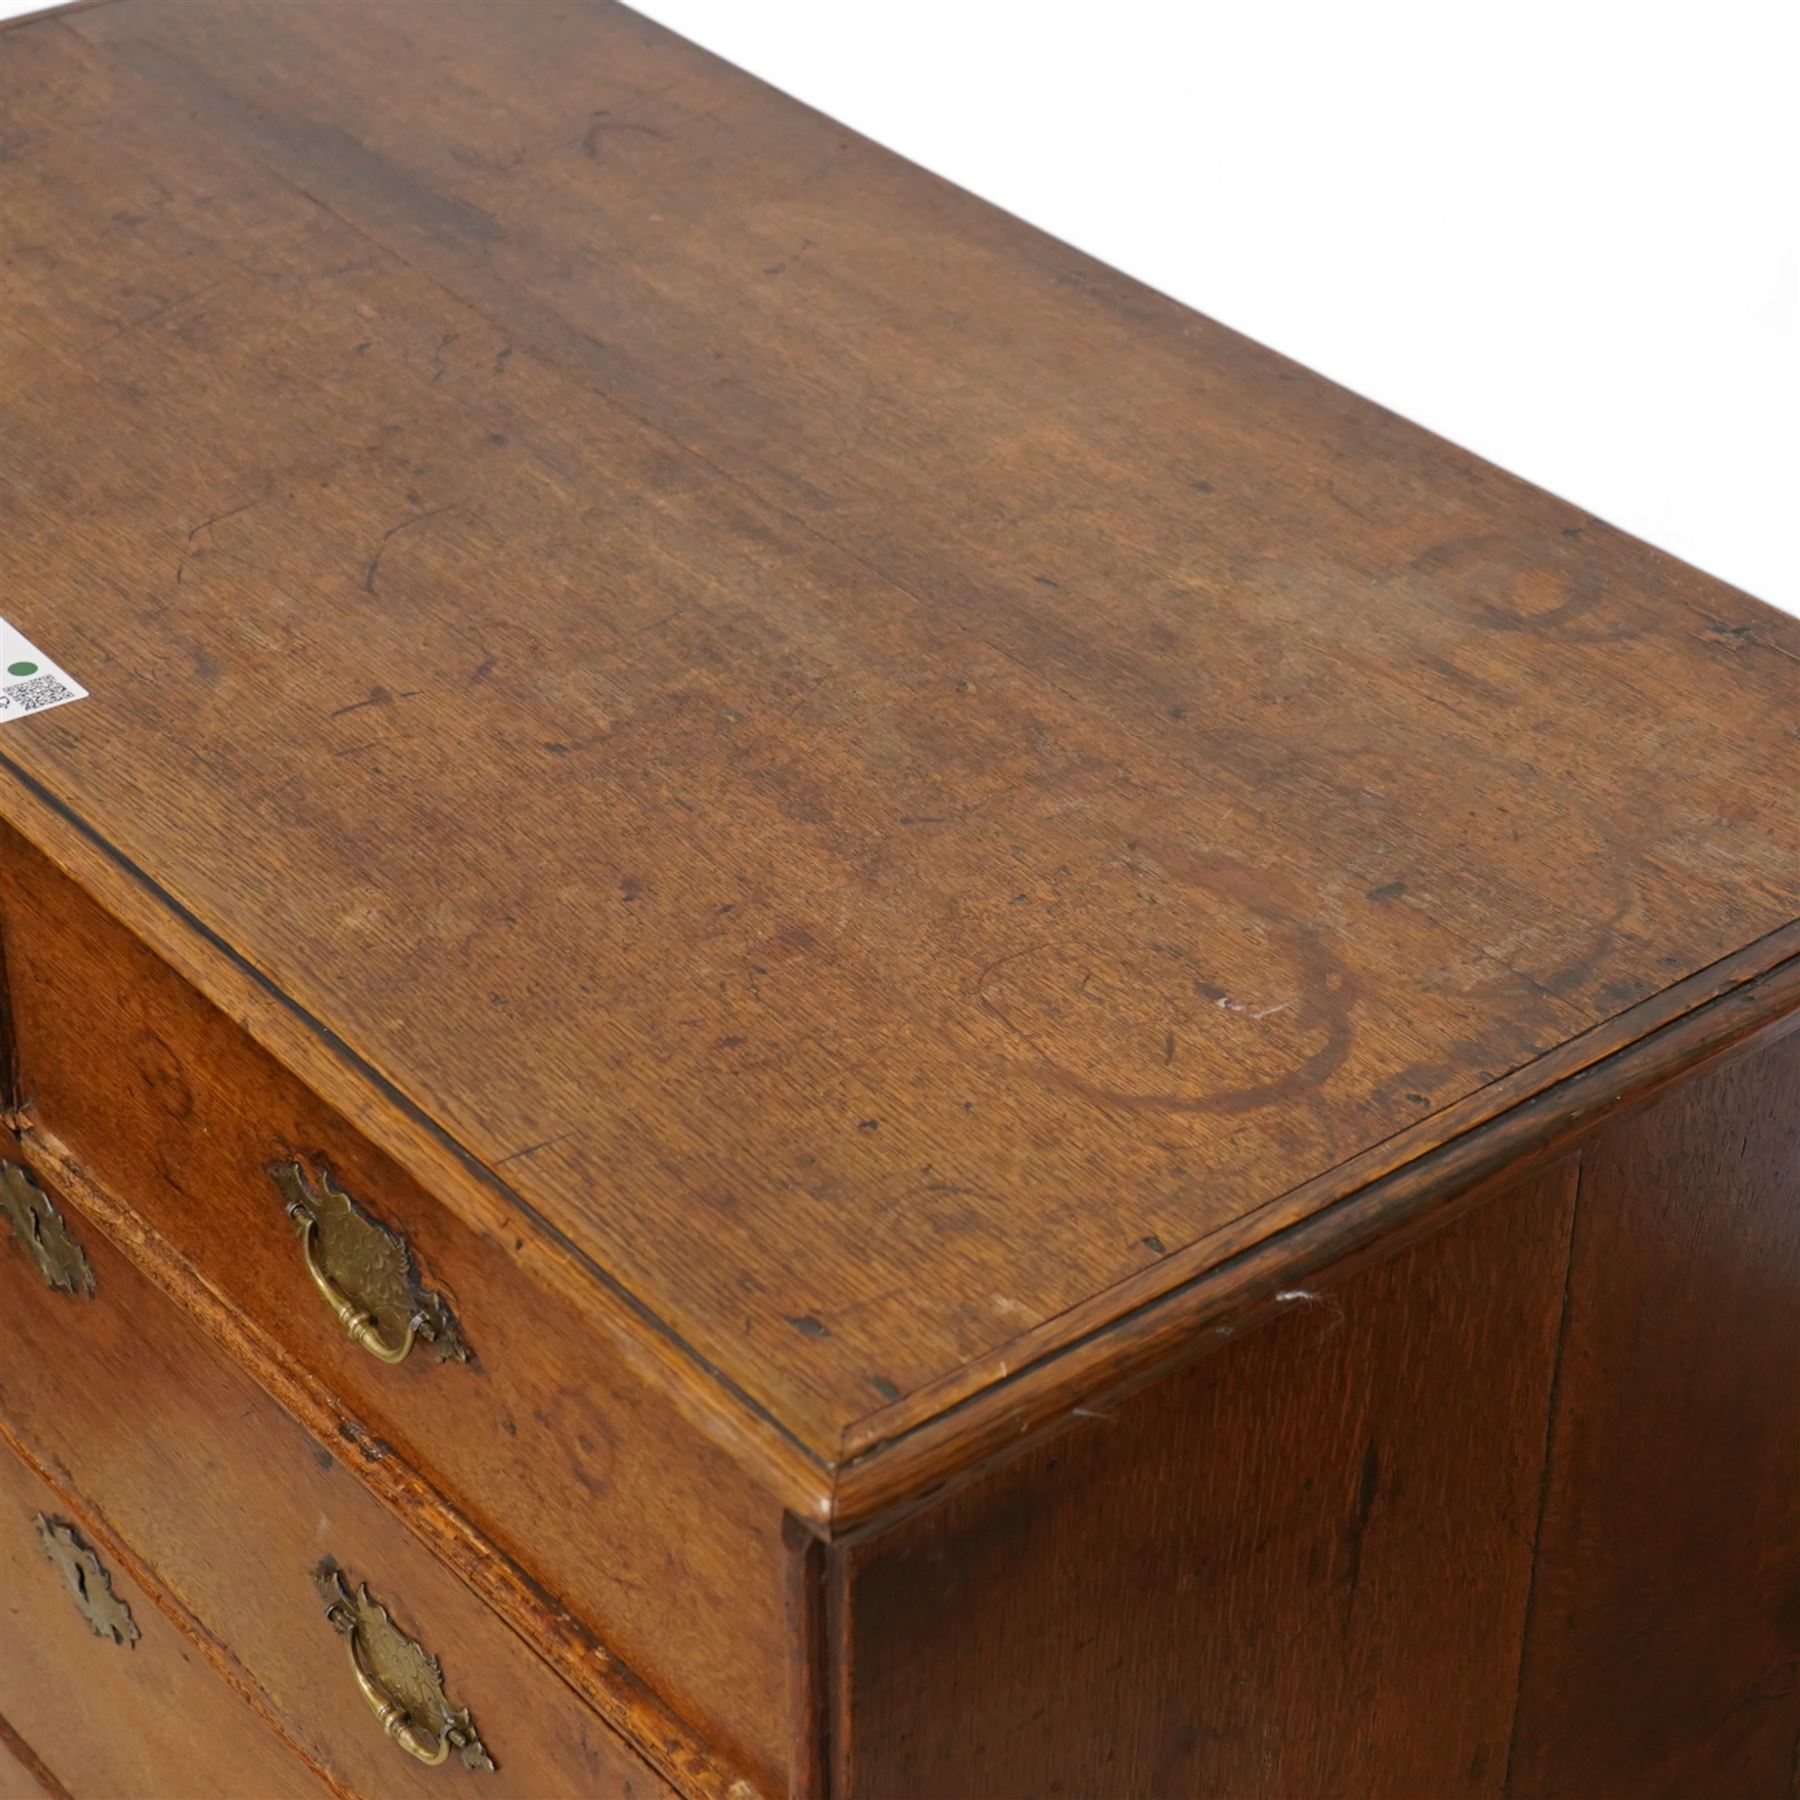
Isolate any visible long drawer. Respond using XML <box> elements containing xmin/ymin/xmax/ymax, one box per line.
<box><xmin>0</xmin><ymin>1159</ymin><xmax>674</xmax><ymax>1799</ymax></box>
<box><xmin>0</xmin><ymin>826</ymin><xmax>788</xmax><ymax>1790</ymax></box>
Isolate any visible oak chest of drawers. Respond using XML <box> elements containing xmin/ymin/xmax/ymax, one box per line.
<box><xmin>1</xmin><ymin>1</ymin><xmax>1796</xmax><ymax>1795</ymax></box>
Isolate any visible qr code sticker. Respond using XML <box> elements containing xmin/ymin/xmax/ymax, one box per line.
<box><xmin>0</xmin><ymin>674</ymin><xmax>77</xmax><ymax>715</ymax></box>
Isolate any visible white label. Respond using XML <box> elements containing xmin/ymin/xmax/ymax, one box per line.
<box><xmin>0</xmin><ymin>617</ymin><xmax>86</xmax><ymax>724</ymax></box>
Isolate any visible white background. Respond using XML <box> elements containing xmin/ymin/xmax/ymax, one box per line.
<box><xmin>6</xmin><ymin>0</ymin><xmax>1794</xmax><ymax>613</ymax></box>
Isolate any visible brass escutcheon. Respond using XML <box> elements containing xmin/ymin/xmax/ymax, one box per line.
<box><xmin>313</xmin><ymin>1561</ymin><xmax>494</xmax><ymax>1771</ymax></box>
<box><xmin>270</xmin><ymin>1157</ymin><xmax>469</xmax><ymax>1367</ymax></box>
<box><xmin>35</xmin><ymin>1516</ymin><xmax>138</xmax><ymax>1647</ymax></box>
<box><xmin>1</xmin><ymin>1160</ymin><xmax>95</xmax><ymax>1298</ymax></box>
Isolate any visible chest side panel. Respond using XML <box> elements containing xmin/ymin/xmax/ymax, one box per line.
<box><xmin>1509</xmin><ymin>1025</ymin><xmax>1800</xmax><ymax>1795</ymax></box>
<box><xmin>835</xmin><ymin>1156</ymin><xmax>1581</xmax><ymax>1797</ymax></box>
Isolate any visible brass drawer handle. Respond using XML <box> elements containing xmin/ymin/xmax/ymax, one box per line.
<box><xmin>315</xmin><ymin>1561</ymin><xmax>494</xmax><ymax>1772</ymax></box>
<box><xmin>295</xmin><ymin>1208</ymin><xmax>417</xmax><ymax>1365</ymax></box>
<box><xmin>345</xmin><ymin>1625</ymin><xmax>450</xmax><ymax>1765</ymax></box>
<box><xmin>270</xmin><ymin>1158</ymin><xmax>470</xmax><ymax>1367</ymax></box>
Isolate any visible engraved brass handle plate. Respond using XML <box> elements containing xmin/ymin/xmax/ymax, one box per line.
<box><xmin>270</xmin><ymin>1158</ymin><xmax>469</xmax><ymax>1367</ymax></box>
<box><xmin>295</xmin><ymin>1206</ymin><xmax>416</xmax><ymax>1365</ymax></box>
<box><xmin>1</xmin><ymin>1160</ymin><xmax>95</xmax><ymax>1298</ymax></box>
<box><xmin>314</xmin><ymin>1562</ymin><xmax>494</xmax><ymax>1771</ymax></box>
<box><xmin>35</xmin><ymin>1516</ymin><xmax>139</xmax><ymax>1646</ymax></box>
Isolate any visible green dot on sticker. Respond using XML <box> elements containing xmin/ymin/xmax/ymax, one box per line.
<box><xmin>7</xmin><ymin>662</ymin><xmax>37</xmax><ymax>678</ymax></box>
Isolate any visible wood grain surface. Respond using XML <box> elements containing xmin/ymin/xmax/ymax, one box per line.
<box><xmin>0</xmin><ymin>0</ymin><xmax>1793</xmax><ymax>1467</ymax></box>
<box><xmin>0</xmin><ymin>1432</ymin><xmax>325</xmax><ymax>1800</ymax></box>
<box><xmin>1508</xmin><ymin>1027</ymin><xmax>1800</xmax><ymax>1798</ymax></box>
<box><xmin>836</xmin><ymin>1158</ymin><xmax>1580</xmax><ymax>1798</ymax></box>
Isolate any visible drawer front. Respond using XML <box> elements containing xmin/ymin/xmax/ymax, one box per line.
<box><xmin>0</xmin><ymin>1164</ymin><xmax>674</xmax><ymax>1800</ymax></box>
<box><xmin>0</xmin><ymin>830</ymin><xmax>788</xmax><ymax>1789</ymax></box>
<box><xmin>0</xmin><ymin>1428</ymin><xmax>322</xmax><ymax>1800</ymax></box>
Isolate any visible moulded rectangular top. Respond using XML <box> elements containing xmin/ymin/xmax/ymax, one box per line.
<box><xmin>1</xmin><ymin>0</ymin><xmax>1795</xmax><ymax>1493</ymax></box>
